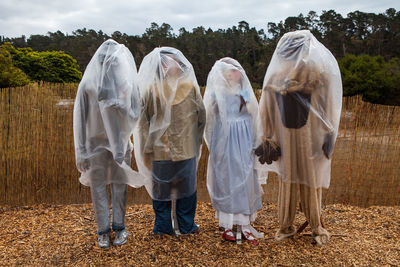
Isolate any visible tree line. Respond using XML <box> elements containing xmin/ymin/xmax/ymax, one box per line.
<box><xmin>1</xmin><ymin>8</ymin><xmax>400</xmax><ymax>105</ymax></box>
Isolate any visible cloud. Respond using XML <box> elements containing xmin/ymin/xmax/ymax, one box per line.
<box><xmin>0</xmin><ymin>0</ymin><xmax>399</xmax><ymax>38</ymax></box>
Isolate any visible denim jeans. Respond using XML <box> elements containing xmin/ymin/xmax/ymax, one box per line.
<box><xmin>152</xmin><ymin>192</ymin><xmax>198</xmax><ymax>235</ymax></box>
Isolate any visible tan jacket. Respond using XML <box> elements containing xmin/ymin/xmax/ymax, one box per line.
<box><xmin>260</xmin><ymin>62</ymin><xmax>335</xmax><ymax>188</ymax></box>
<box><xmin>138</xmin><ymin>82</ymin><xmax>206</xmax><ymax>163</ymax></box>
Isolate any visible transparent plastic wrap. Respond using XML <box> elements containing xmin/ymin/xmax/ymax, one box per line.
<box><xmin>204</xmin><ymin>57</ymin><xmax>262</xmax><ymax>216</ymax></box>
<box><xmin>257</xmin><ymin>30</ymin><xmax>342</xmax><ymax>189</ymax></box>
<box><xmin>73</xmin><ymin>39</ymin><xmax>143</xmax><ymax>188</ymax></box>
<box><xmin>133</xmin><ymin>47</ymin><xmax>206</xmax><ymax>200</ymax></box>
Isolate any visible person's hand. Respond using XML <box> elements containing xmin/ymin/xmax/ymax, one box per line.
<box><xmin>255</xmin><ymin>140</ymin><xmax>281</xmax><ymax>165</ymax></box>
<box><xmin>322</xmin><ymin>133</ymin><xmax>335</xmax><ymax>159</ymax></box>
<box><xmin>77</xmin><ymin>159</ymin><xmax>90</xmax><ymax>172</ymax></box>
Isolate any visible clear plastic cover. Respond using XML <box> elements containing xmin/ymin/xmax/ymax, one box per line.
<box><xmin>73</xmin><ymin>39</ymin><xmax>144</xmax><ymax>187</ymax></box>
<box><xmin>204</xmin><ymin>57</ymin><xmax>262</xmax><ymax>216</ymax></box>
<box><xmin>257</xmin><ymin>30</ymin><xmax>342</xmax><ymax>189</ymax></box>
<box><xmin>134</xmin><ymin>47</ymin><xmax>206</xmax><ymax>200</ymax></box>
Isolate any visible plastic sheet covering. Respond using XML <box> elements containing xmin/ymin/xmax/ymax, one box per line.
<box><xmin>73</xmin><ymin>39</ymin><xmax>143</xmax><ymax>188</ymax></box>
<box><xmin>257</xmin><ymin>30</ymin><xmax>342</xmax><ymax>188</ymax></box>
<box><xmin>204</xmin><ymin>57</ymin><xmax>262</xmax><ymax>216</ymax></box>
<box><xmin>134</xmin><ymin>47</ymin><xmax>206</xmax><ymax>200</ymax></box>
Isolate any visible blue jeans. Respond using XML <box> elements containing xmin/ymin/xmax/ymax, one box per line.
<box><xmin>152</xmin><ymin>192</ymin><xmax>198</xmax><ymax>235</ymax></box>
<box><xmin>152</xmin><ymin>157</ymin><xmax>197</xmax><ymax>201</ymax></box>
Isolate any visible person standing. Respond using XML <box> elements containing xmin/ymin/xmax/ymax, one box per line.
<box><xmin>256</xmin><ymin>30</ymin><xmax>342</xmax><ymax>246</ymax></box>
<box><xmin>73</xmin><ymin>39</ymin><xmax>143</xmax><ymax>248</ymax></box>
<box><xmin>134</xmin><ymin>47</ymin><xmax>206</xmax><ymax>235</ymax></box>
<box><xmin>204</xmin><ymin>57</ymin><xmax>262</xmax><ymax>245</ymax></box>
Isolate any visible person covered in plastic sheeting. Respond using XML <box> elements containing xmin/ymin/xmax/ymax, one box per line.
<box><xmin>134</xmin><ymin>47</ymin><xmax>206</xmax><ymax>235</ymax></box>
<box><xmin>204</xmin><ymin>58</ymin><xmax>262</xmax><ymax>245</ymax></box>
<box><xmin>73</xmin><ymin>39</ymin><xmax>143</xmax><ymax>248</ymax></box>
<box><xmin>255</xmin><ymin>30</ymin><xmax>342</xmax><ymax>246</ymax></box>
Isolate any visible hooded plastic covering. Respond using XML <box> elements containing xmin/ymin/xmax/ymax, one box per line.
<box><xmin>258</xmin><ymin>30</ymin><xmax>342</xmax><ymax>189</ymax></box>
<box><xmin>134</xmin><ymin>47</ymin><xmax>205</xmax><ymax>200</ymax></box>
<box><xmin>73</xmin><ymin>39</ymin><xmax>144</xmax><ymax>188</ymax></box>
<box><xmin>204</xmin><ymin>57</ymin><xmax>262</xmax><ymax>216</ymax></box>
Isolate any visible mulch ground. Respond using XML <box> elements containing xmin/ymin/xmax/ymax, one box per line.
<box><xmin>0</xmin><ymin>202</ymin><xmax>399</xmax><ymax>266</ymax></box>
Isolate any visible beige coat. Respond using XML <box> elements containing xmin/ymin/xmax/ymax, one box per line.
<box><xmin>260</xmin><ymin>62</ymin><xmax>335</xmax><ymax>188</ymax></box>
<box><xmin>260</xmin><ymin>62</ymin><xmax>332</xmax><ymax>245</ymax></box>
<box><xmin>138</xmin><ymin>81</ymin><xmax>206</xmax><ymax>165</ymax></box>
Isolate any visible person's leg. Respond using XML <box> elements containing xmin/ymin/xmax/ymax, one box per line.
<box><xmin>88</xmin><ymin>152</ymin><xmax>113</xmax><ymax>248</ymax></box>
<box><xmin>275</xmin><ymin>179</ymin><xmax>298</xmax><ymax>241</ymax></box>
<box><xmin>111</xmin><ymin>183</ymin><xmax>128</xmax><ymax>231</ymax></box>
<box><xmin>111</xmin><ymin>182</ymin><xmax>129</xmax><ymax>246</ymax></box>
<box><xmin>152</xmin><ymin>199</ymin><xmax>173</xmax><ymax>235</ymax></box>
<box><xmin>90</xmin><ymin>184</ymin><xmax>111</xmax><ymax>234</ymax></box>
<box><xmin>90</xmin><ymin>183</ymin><xmax>111</xmax><ymax>248</ymax></box>
<box><xmin>299</xmin><ymin>184</ymin><xmax>330</xmax><ymax>246</ymax></box>
<box><xmin>176</xmin><ymin>191</ymin><xmax>199</xmax><ymax>234</ymax></box>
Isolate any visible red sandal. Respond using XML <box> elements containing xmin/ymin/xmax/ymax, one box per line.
<box><xmin>222</xmin><ymin>229</ymin><xmax>236</xmax><ymax>242</ymax></box>
<box><xmin>242</xmin><ymin>230</ymin><xmax>259</xmax><ymax>246</ymax></box>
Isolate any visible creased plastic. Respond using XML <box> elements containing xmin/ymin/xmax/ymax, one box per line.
<box><xmin>257</xmin><ymin>30</ymin><xmax>342</xmax><ymax>188</ymax></box>
<box><xmin>134</xmin><ymin>47</ymin><xmax>206</xmax><ymax>200</ymax></box>
<box><xmin>73</xmin><ymin>39</ymin><xmax>143</xmax><ymax>188</ymax></box>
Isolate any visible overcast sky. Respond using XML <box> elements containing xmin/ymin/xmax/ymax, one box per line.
<box><xmin>1</xmin><ymin>0</ymin><xmax>399</xmax><ymax>38</ymax></box>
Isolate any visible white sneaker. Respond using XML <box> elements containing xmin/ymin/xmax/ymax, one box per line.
<box><xmin>113</xmin><ymin>229</ymin><xmax>129</xmax><ymax>246</ymax></box>
<box><xmin>98</xmin><ymin>233</ymin><xmax>110</xmax><ymax>248</ymax></box>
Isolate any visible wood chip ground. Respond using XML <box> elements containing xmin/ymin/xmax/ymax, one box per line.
<box><xmin>1</xmin><ymin>202</ymin><xmax>399</xmax><ymax>266</ymax></box>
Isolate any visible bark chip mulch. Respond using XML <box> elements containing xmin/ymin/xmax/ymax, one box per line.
<box><xmin>1</xmin><ymin>202</ymin><xmax>399</xmax><ymax>266</ymax></box>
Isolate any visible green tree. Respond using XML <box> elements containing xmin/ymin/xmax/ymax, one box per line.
<box><xmin>0</xmin><ymin>43</ymin><xmax>30</xmax><ymax>88</ymax></box>
<box><xmin>3</xmin><ymin>43</ymin><xmax>82</xmax><ymax>83</ymax></box>
<box><xmin>2</xmin><ymin>8</ymin><xmax>400</xmax><ymax>102</ymax></box>
<box><xmin>339</xmin><ymin>54</ymin><xmax>400</xmax><ymax>105</ymax></box>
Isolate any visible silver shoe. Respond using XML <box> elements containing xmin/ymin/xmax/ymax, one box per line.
<box><xmin>113</xmin><ymin>229</ymin><xmax>129</xmax><ymax>246</ymax></box>
<box><xmin>98</xmin><ymin>233</ymin><xmax>110</xmax><ymax>248</ymax></box>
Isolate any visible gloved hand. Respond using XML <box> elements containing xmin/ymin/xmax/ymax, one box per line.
<box><xmin>322</xmin><ymin>132</ymin><xmax>335</xmax><ymax>159</ymax></box>
<box><xmin>77</xmin><ymin>159</ymin><xmax>90</xmax><ymax>172</ymax></box>
<box><xmin>255</xmin><ymin>140</ymin><xmax>281</xmax><ymax>165</ymax></box>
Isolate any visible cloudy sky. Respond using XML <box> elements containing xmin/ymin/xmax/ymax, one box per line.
<box><xmin>1</xmin><ymin>0</ymin><xmax>399</xmax><ymax>38</ymax></box>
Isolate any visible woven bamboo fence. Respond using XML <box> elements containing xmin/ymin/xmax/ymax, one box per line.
<box><xmin>1</xmin><ymin>83</ymin><xmax>399</xmax><ymax>207</ymax></box>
